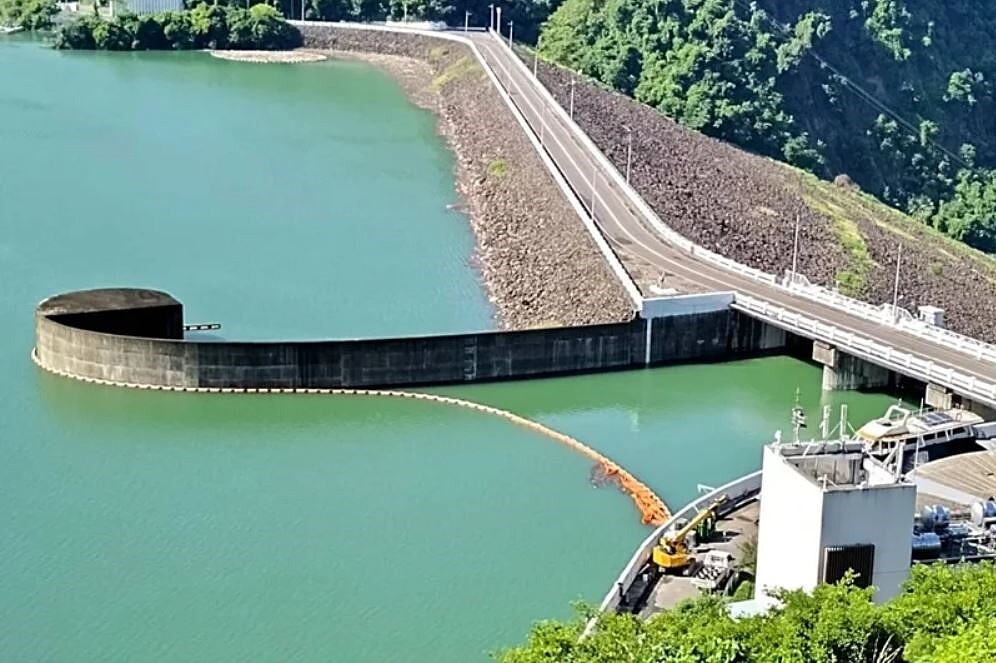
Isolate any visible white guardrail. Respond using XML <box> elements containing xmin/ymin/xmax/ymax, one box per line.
<box><xmin>292</xmin><ymin>20</ymin><xmax>644</xmax><ymax>309</ymax></box>
<box><xmin>484</xmin><ymin>30</ymin><xmax>996</xmax><ymax>367</ymax></box>
<box><xmin>736</xmin><ymin>294</ymin><xmax>996</xmax><ymax>407</ymax></box>
<box><xmin>296</xmin><ymin>20</ymin><xmax>996</xmax><ymax>368</ymax></box>
<box><xmin>594</xmin><ymin>471</ymin><xmax>763</xmax><ymax>617</ymax></box>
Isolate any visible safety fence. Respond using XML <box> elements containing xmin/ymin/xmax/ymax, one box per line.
<box><xmin>593</xmin><ymin>470</ymin><xmax>762</xmax><ymax>618</ymax></box>
<box><xmin>735</xmin><ymin>295</ymin><xmax>996</xmax><ymax>407</ymax></box>
<box><xmin>291</xmin><ymin>20</ymin><xmax>644</xmax><ymax>310</ymax></box>
<box><xmin>481</xmin><ymin>28</ymin><xmax>996</xmax><ymax>366</ymax></box>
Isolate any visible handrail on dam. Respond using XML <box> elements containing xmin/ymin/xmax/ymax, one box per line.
<box><xmin>594</xmin><ymin>470</ymin><xmax>762</xmax><ymax>618</ymax></box>
<box><xmin>479</xmin><ymin>24</ymin><xmax>996</xmax><ymax>367</ymax></box>
<box><xmin>290</xmin><ymin>21</ymin><xmax>996</xmax><ymax>411</ymax></box>
<box><xmin>291</xmin><ymin>20</ymin><xmax>645</xmax><ymax>310</ymax></box>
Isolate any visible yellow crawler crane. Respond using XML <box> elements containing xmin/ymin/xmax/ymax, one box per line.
<box><xmin>652</xmin><ymin>496</ymin><xmax>729</xmax><ymax>572</ymax></box>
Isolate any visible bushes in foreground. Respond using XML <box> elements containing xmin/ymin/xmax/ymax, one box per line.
<box><xmin>498</xmin><ymin>562</ymin><xmax>996</xmax><ymax>663</ymax></box>
<box><xmin>52</xmin><ymin>3</ymin><xmax>300</xmax><ymax>51</ymax></box>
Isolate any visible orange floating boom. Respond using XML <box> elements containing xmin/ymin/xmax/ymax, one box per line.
<box><xmin>31</xmin><ymin>350</ymin><xmax>672</xmax><ymax>527</ymax></box>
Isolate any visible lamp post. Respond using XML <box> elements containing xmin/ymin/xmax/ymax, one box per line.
<box><xmin>892</xmin><ymin>243</ymin><xmax>903</xmax><ymax>323</ymax></box>
<box><xmin>590</xmin><ymin>164</ymin><xmax>599</xmax><ymax>215</ymax></box>
<box><xmin>569</xmin><ymin>78</ymin><xmax>576</xmax><ymax>119</ymax></box>
<box><xmin>464</xmin><ymin>10</ymin><xmax>470</xmax><ymax>31</ymax></box>
<box><xmin>790</xmin><ymin>214</ymin><xmax>801</xmax><ymax>286</ymax></box>
<box><xmin>495</xmin><ymin>6</ymin><xmax>501</xmax><ymax>35</ymax></box>
<box><xmin>508</xmin><ymin>20</ymin><xmax>513</xmax><ymax>47</ymax></box>
<box><xmin>488</xmin><ymin>3</ymin><xmax>494</xmax><ymax>30</ymax></box>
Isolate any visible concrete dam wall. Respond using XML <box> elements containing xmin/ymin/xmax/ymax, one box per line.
<box><xmin>34</xmin><ymin>289</ymin><xmax>786</xmax><ymax>389</ymax></box>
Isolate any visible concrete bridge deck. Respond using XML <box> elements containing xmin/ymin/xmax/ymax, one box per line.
<box><xmin>457</xmin><ymin>29</ymin><xmax>996</xmax><ymax>410</ymax></box>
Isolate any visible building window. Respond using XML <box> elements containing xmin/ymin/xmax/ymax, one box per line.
<box><xmin>823</xmin><ymin>544</ymin><xmax>875</xmax><ymax>588</ymax></box>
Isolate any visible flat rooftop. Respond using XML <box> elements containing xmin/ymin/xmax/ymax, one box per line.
<box><xmin>37</xmin><ymin>288</ymin><xmax>179</xmax><ymax>317</ymax></box>
<box><xmin>913</xmin><ymin>450</ymin><xmax>996</xmax><ymax>505</ymax></box>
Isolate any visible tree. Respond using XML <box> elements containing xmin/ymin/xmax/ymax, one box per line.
<box><xmin>497</xmin><ymin>563</ymin><xmax>996</xmax><ymax>663</ymax></box>
<box><xmin>189</xmin><ymin>2</ymin><xmax>229</xmax><ymax>49</ymax></box>
<box><xmin>0</xmin><ymin>0</ymin><xmax>59</xmax><ymax>30</ymax></box>
<box><xmin>932</xmin><ymin>170</ymin><xmax>996</xmax><ymax>252</ymax></box>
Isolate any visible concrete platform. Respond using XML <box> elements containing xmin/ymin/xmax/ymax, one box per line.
<box><xmin>640</xmin><ymin>500</ymin><xmax>759</xmax><ymax>618</ymax></box>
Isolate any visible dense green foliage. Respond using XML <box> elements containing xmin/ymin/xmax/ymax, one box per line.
<box><xmin>498</xmin><ymin>562</ymin><xmax>996</xmax><ymax>662</ymax></box>
<box><xmin>53</xmin><ymin>3</ymin><xmax>298</xmax><ymax>50</ymax></box>
<box><xmin>0</xmin><ymin>0</ymin><xmax>58</xmax><ymax>29</ymax></box>
<box><xmin>537</xmin><ymin>0</ymin><xmax>996</xmax><ymax>253</ymax></box>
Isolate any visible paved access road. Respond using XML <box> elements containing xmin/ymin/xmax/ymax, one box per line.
<box><xmin>467</xmin><ymin>31</ymin><xmax>996</xmax><ymax>398</ymax></box>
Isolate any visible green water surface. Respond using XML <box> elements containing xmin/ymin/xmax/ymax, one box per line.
<box><xmin>0</xmin><ymin>39</ymin><xmax>902</xmax><ymax>662</ymax></box>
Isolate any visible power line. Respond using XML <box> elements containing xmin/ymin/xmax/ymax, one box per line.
<box><xmin>730</xmin><ymin>0</ymin><xmax>969</xmax><ymax>168</ymax></box>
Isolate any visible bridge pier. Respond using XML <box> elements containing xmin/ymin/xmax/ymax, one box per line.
<box><xmin>925</xmin><ymin>383</ymin><xmax>996</xmax><ymax>419</ymax></box>
<box><xmin>812</xmin><ymin>341</ymin><xmax>893</xmax><ymax>391</ymax></box>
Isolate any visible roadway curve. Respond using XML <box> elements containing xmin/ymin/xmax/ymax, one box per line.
<box><xmin>466</xmin><ymin>31</ymin><xmax>996</xmax><ymax>399</ymax></box>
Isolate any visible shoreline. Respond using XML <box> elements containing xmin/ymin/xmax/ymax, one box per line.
<box><xmin>296</xmin><ymin>26</ymin><xmax>635</xmax><ymax>329</ymax></box>
<box><xmin>209</xmin><ymin>50</ymin><xmax>328</xmax><ymax>63</ymax></box>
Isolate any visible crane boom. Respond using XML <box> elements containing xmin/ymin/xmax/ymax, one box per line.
<box><xmin>653</xmin><ymin>495</ymin><xmax>728</xmax><ymax>571</ymax></box>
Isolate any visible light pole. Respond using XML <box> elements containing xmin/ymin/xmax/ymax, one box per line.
<box><xmin>488</xmin><ymin>3</ymin><xmax>494</xmax><ymax>30</ymax></box>
<box><xmin>569</xmin><ymin>78</ymin><xmax>576</xmax><ymax>119</ymax></box>
<box><xmin>892</xmin><ymin>243</ymin><xmax>903</xmax><ymax>322</ymax></box>
<box><xmin>495</xmin><ymin>6</ymin><xmax>501</xmax><ymax>35</ymax></box>
<box><xmin>508</xmin><ymin>20</ymin><xmax>513</xmax><ymax>47</ymax></box>
<box><xmin>464</xmin><ymin>10</ymin><xmax>470</xmax><ymax>31</ymax></box>
<box><xmin>301</xmin><ymin>0</ymin><xmax>305</xmax><ymax>21</ymax></box>
<box><xmin>790</xmin><ymin>214</ymin><xmax>801</xmax><ymax>286</ymax></box>
<box><xmin>590</xmin><ymin>163</ymin><xmax>599</xmax><ymax>214</ymax></box>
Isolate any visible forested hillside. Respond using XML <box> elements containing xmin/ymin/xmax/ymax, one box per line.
<box><xmin>537</xmin><ymin>0</ymin><xmax>996</xmax><ymax>252</ymax></box>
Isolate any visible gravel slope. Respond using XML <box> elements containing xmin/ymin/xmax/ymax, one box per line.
<box><xmin>529</xmin><ymin>55</ymin><xmax>996</xmax><ymax>342</ymax></box>
<box><xmin>296</xmin><ymin>25</ymin><xmax>636</xmax><ymax>329</ymax></box>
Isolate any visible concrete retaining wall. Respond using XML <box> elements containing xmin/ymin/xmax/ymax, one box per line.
<box><xmin>35</xmin><ymin>289</ymin><xmax>789</xmax><ymax>390</ymax></box>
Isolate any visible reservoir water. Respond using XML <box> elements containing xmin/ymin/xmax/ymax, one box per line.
<box><xmin>1</xmin><ymin>39</ymin><xmax>902</xmax><ymax>661</ymax></box>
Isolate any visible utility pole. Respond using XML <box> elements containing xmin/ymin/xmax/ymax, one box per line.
<box><xmin>540</xmin><ymin>104</ymin><xmax>547</xmax><ymax>145</ymax></box>
<box><xmin>790</xmin><ymin>214</ymin><xmax>801</xmax><ymax>287</ymax></box>
<box><xmin>892</xmin><ymin>243</ymin><xmax>903</xmax><ymax>322</ymax></box>
<box><xmin>488</xmin><ymin>3</ymin><xmax>494</xmax><ymax>30</ymax></box>
<box><xmin>508</xmin><ymin>20</ymin><xmax>513</xmax><ymax>47</ymax></box>
<box><xmin>464</xmin><ymin>10</ymin><xmax>470</xmax><ymax>31</ymax></box>
<box><xmin>301</xmin><ymin>0</ymin><xmax>305</xmax><ymax>21</ymax></box>
<box><xmin>569</xmin><ymin>78</ymin><xmax>576</xmax><ymax>119</ymax></box>
<box><xmin>590</xmin><ymin>164</ymin><xmax>599</xmax><ymax>215</ymax></box>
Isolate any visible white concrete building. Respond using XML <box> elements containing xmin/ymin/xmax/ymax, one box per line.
<box><xmin>754</xmin><ymin>441</ymin><xmax>916</xmax><ymax>605</ymax></box>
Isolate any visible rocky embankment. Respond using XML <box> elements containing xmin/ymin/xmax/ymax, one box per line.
<box><xmin>210</xmin><ymin>50</ymin><xmax>327</xmax><ymax>63</ymax></box>
<box><xmin>296</xmin><ymin>25</ymin><xmax>635</xmax><ymax>329</ymax></box>
<box><xmin>529</xmin><ymin>56</ymin><xmax>996</xmax><ymax>341</ymax></box>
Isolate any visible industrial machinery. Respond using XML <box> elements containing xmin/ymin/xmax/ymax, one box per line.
<box><xmin>652</xmin><ymin>496</ymin><xmax>728</xmax><ymax>572</ymax></box>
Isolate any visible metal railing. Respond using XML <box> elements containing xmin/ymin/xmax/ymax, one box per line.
<box><xmin>485</xmin><ymin>30</ymin><xmax>996</xmax><ymax>366</ymax></box>
<box><xmin>735</xmin><ymin>294</ymin><xmax>996</xmax><ymax>407</ymax></box>
<box><xmin>594</xmin><ymin>471</ymin><xmax>762</xmax><ymax>617</ymax></box>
